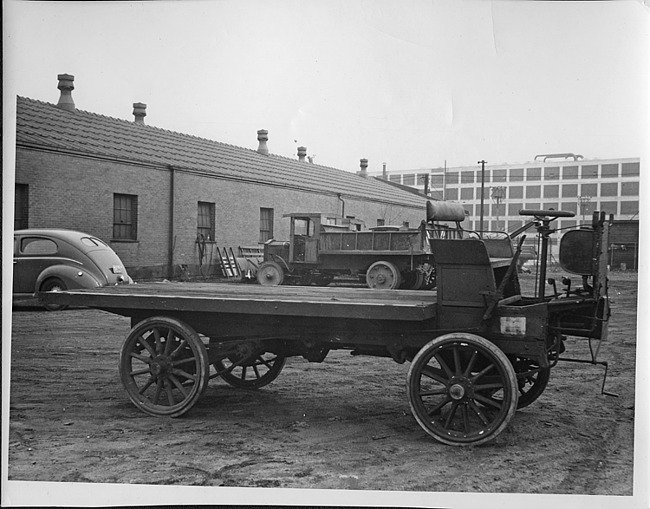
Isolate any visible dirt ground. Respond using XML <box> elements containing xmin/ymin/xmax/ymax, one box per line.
<box><xmin>6</xmin><ymin>272</ymin><xmax>639</xmax><ymax>502</ymax></box>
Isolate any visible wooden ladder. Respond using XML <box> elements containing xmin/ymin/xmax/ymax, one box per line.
<box><xmin>217</xmin><ymin>247</ymin><xmax>241</xmax><ymax>278</ymax></box>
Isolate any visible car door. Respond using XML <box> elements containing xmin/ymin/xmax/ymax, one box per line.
<box><xmin>13</xmin><ymin>235</ymin><xmax>60</xmax><ymax>294</ymax></box>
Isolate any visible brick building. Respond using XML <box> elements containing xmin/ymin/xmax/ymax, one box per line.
<box><xmin>14</xmin><ymin>75</ymin><xmax>431</xmax><ymax>279</ymax></box>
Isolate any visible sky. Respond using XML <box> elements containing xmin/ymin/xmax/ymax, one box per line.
<box><xmin>3</xmin><ymin>0</ymin><xmax>649</xmax><ymax>174</ymax></box>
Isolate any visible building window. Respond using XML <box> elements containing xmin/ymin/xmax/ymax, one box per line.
<box><xmin>197</xmin><ymin>201</ymin><xmax>216</xmax><ymax>241</ymax></box>
<box><xmin>113</xmin><ymin>194</ymin><xmax>138</xmax><ymax>240</ymax></box>
<box><xmin>260</xmin><ymin>207</ymin><xmax>274</xmax><ymax>243</ymax></box>
<box><xmin>544</xmin><ymin>185</ymin><xmax>559</xmax><ymax>198</ymax></box>
<box><xmin>621</xmin><ymin>162</ymin><xmax>640</xmax><ymax>177</ymax></box>
<box><xmin>544</xmin><ymin>202</ymin><xmax>559</xmax><ymax>211</ymax></box>
<box><xmin>461</xmin><ymin>187</ymin><xmax>474</xmax><ymax>200</ymax></box>
<box><xmin>544</xmin><ymin>167</ymin><xmax>559</xmax><ymax>180</ymax></box>
<box><xmin>526</xmin><ymin>185</ymin><xmax>541</xmax><ymax>199</ymax></box>
<box><xmin>526</xmin><ymin>167</ymin><xmax>541</xmax><ymax>181</ymax></box>
<box><xmin>582</xmin><ymin>165</ymin><xmax>598</xmax><ymax>178</ymax></box>
<box><xmin>562</xmin><ymin>184</ymin><xmax>578</xmax><ymax>198</ymax></box>
<box><xmin>563</xmin><ymin>202</ymin><xmax>578</xmax><ymax>214</ymax></box>
<box><xmin>601</xmin><ymin>183</ymin><xmax>618</xmax><ymax>197</ymax></box>
<box><xmin>446</xmin><ymin>172</ymin><xmax>459</xmax><ymax>184</ymax></box>
<box><xmin>376</xmin><ymin>218</ymin><xmax>385</xmax><ymax>227</ymax></box>
<box><xmin>621</xmin><ymin>182</ymin><xmax>639</xmax><ymax>196</ymax></box>
<box><xmin>508</xmin><ymin>203</ymin><xmax>524</xmax><ymax>216</ymax></box>
<box><xmin>492</xmin><ymin>169</ymin><xmax>507</xmax><ymax>183</ymax></box>
<box><xmin>14</xmin><ymin>184</ymin><xmax>29</xmax><ymax>230</ymax></box>
<box><xmin>601</xmin><ymin>164</ymin><xmax>619</xmax><ymax>178</ymax></box>
<box><xmin>389</xmin><ymin>174</ymin><xmax>401</xmax><ymax>183</ymax></box>
<box><xmin>581</xmin><ymin>183</ymin><xmax>597</xmax><ymax>196</ymax></box>
<box><xmin>510</xmin><ymin>168</ymin><xmax>524</xmax><ymax>181</ymax></box>
<box><xmin>509</xmin><ymin>186</ymin><xmax>523</xmax><ymax>199</ymax></box>
<box><xmin>403</xmin><ymin>174</ymin><xmax>415</xmax><ymax>186</ymax></box>
<box><xmin>563</xmin><ymin>166</ymin><xmax>579</xmax><ymax>179</ymax></box>
<box><xmin>461</xmin><ymin>171</ymin><xmax>475</xmax><ymax>184</ymax></box>
<box><xmin>599</xmin><ymin>201</ymin><xmax>618</xmax><ymax>215</ymax></box>
<box><xmin>446</xmin><ymin>188</ymin><xmax>459</xmax><ymax>200</ymax></box>
<box><xmin>620</xmin><ymin>201</ymin><xmax>639</xmax><ymax>215</ymax></box>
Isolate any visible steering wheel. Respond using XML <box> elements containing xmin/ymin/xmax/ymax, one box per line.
<box><xmin>519</xmin><ymin>209</ymin><xmax>575</xmax><ymax>220</ymax></box>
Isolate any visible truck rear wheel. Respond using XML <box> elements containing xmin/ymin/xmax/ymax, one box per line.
<box><xmin>257</xmin><ymin>261</ymin><xmax>284</xmax><ymax>286</ymax></box>
<box><xmin>366</xmin><ymin>261</ymin><xmax>401</xmax><ymax>290</ymax></box>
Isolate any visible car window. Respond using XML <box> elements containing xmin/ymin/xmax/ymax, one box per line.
<box><xmin>21</xmin><ymin>237</ymin><xmax>58</xmax><ymax>255</ymax></box>
<box><xmin>81</xmin><ymin>237</ymin><xmax>109</xmax><ymax>248</ymax></box>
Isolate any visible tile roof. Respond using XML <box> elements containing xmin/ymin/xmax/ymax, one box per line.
<box><xmin>16</xmin><ymin>96</ymin><xmax>427</xmax><ymax>208</ymax></box>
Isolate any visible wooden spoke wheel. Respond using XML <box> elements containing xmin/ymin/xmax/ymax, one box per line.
<box><xmin>366</xmin><ymin>261</ymin><xmax>402</xmax><ymax>290</ymax></box>
<box><xmin>512</xmin><ymin>358</ymin><xmax>550</xmax><ymax>408</ymax></box>
<box><xmin>407</xmin><ymin>333</ymin><xmax>518</xmax><ymax>446</ymax></box>
<box><xmin>119</xmin><ymin>317</ymin><xmax>210</xmax><ymax>417</ymax></box>
<box><xmin>257</xmin><ymin>261</ymin><xmax>285</xmax><ymax>286</ymax></box>
<box><xmin>215</xmin><ymin>350</ymin><xmax>286</xmax><ymax>389</ymax></box>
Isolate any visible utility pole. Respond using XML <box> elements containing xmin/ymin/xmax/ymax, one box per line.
<box><xmin>478</xmin><ymin>160</ymin><xmax>487</xmax><ymax>235</ymax></box>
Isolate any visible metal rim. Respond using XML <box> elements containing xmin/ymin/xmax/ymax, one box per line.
<box><xmin>41</xmin><ymin>278</ymin><xmax>68</xmax><ymax>311</ymax></box>
<box><xmin>407</xmin><ymin>333</ymin><xmax>519</xmax><ymax>446</ymax></box>
<box><xmin>119</xmin><ymin>316</ymin><xmax>210</xmax><ymax>417</ymax></box>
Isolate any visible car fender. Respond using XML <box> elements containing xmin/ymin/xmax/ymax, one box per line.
<box><xmin>35</xmin><ymin>264</ymin><xmax>103</xmax><ymax>293</ymax></box>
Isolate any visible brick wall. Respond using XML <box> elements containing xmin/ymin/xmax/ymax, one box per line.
<box><xmin>16</xmin><ymin>147</ymin><xmax>426</xmax><ymax>280</ymax></box>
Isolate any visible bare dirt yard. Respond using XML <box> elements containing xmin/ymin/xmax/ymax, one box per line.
<box><xmin>7</xmin><ymin>272</ymin><xmax>639</xmax><ymax>503</ymax></box>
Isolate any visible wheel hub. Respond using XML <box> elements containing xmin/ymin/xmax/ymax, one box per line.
<box><xmin>150</xmin><ymin>356</ymin><xmax>171</xmax><ymax>376</ymax></box>
<box><xmin>376</xmin><ymin>273</ymin><xmax>386</xmax><ymax>284</ymax></box>
<box><xmin>449</xmin><ymin>383</ymin><xmax>466</xmax><ymax>400</ymax></box>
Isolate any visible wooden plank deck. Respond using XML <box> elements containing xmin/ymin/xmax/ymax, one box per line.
<box><xmin>41</xmin><ymin>282</ymin><xmax>437</xmax><ymax>322</ymax></box>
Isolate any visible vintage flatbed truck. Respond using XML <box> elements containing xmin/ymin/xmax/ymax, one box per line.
<box><xmin>40</xmin><ymin>210</ymin><xmax>612</xmax><ymax>446</ymax></box>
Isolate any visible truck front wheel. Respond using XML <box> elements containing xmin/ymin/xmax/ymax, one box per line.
<box><xmin>257</xmin><ymin>261</ymin><xmax>285</xmax><ymax>286</ymax></box>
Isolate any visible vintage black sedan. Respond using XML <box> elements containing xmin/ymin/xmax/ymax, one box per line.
<box><xmin>13</xmin><ymin>229</ymin><xmax>133</xmax><ymax>310</ymax></box>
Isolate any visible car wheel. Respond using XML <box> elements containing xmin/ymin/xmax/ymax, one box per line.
<box><xmin>40</xmin><ymin>278</ymin><xmax>68</xmax><ymax>311</ymax></box>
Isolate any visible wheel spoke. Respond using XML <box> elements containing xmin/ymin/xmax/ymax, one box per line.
<box><xmin>473</xmin><ymin>392</ymin><xmax>503</xmax><ymax>410</ymax></box>
<box><xmin>165</xmin><ymin>380</ymin><xmax>175</xmax><ymax>405</ymax></box>
<box><xmin>463</xmin><ymin>350</ymin><xmax>478</xmax><ymax>377</ymax></box>
<box><xmin>421</xmin><ymin>366</ymin><xmax>447</xmax><ymax>385</ymax></box>
<box><xmin>130</xmin><ymin>351</ymin><xmax>151</xmax><ymax>364</ymax></box>
<box><xmin>153</xmin><ymin>379</ymin><xmax>164</xmax><ymax>405</ymax></box>
<box><xmin>468</xmin><ymin>400</ymin><xmax>490</xmax><ymax>426</ymax></box>
<box><xmin>427</xmin><ymin>395</ymin><xmax>452</xmax><ymax>416</ymax></box>
<box><xmin>137</xmin><ymin>376</ymin><xmax>156</xmax><ymax>395</ymax></box>
<box><xmin>138</xmin><ymin>336</ymin><xmax>156</xmax><ymax>356</ymax></box>
<box><xmin>164</xmin><ymin>329</ymin><xmax>175</xmax><ymax>355</ymax></box>
<box><xmin>453</xmin><ymin>346</ymin><xmax>462</xmax><ymax>376</ymax></box>
<box><xmin>129</xmin><ymin>366</ymin><xmax>152</xmax><ymax>376</ymax></box>
<box><xmin>153</xmin><ymin>328</ymin><xmax>163</xmax><ymax>355</ymax></box>
<box><xmin>172</xmin><ymin>356</ymin><xmax>197</xmax><ymax>367</ymax></box>
<box><xmin>252</xmin><ymin>364</ymin><xmax>261</xmax><ymax>379</ymax></box>
<box><xmin>470</xmin><ymin>362</ymin><xmax>495</xmax><ymax>383</ymax></box>
<box><xmin>473</xmin><ymin>382</ymin><xmax>505</xmax><ymax>392</ymax></box>
<box><xmin>462</xmin><ymin>403</ymin><xmax>470</xmax><ymax>433</ymax></box>
<box><xmin>444</xmin><ymin>401</ymin><xmax>460</xmax><ymax>428</ymax></box>
<box><xmin>419</xmin><ymin>387</ymin><xmax>448</xmax><ymax>397</ymax></box>
<box><xmin>434</xmin><ymin>352</ymin><xmax>454</xmax><ymax>379</ymax></box>
<box><xmin>168</xmin><ymin>374</ymin><xmax>189</xmax><ymax>396</ymax></box>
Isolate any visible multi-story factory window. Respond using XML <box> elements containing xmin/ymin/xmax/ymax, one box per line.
<box><xmin>544</xmin><ymin>202</ymin><xmax>559</xmax><ymax>211</ymax></box>
<box><xmin>510</xmin><ymin>168</ymin><xmax>524</xmax><ymax>181</ymax></box>
<box><xmin>402</xmin><ymin>174</ymin><xmax>415</xmax><ymax>186</ymax></box>
<box><xmin>563</xmin><ymin>202</ymin><xmax>578</xmax><ymax>214</ymax></box>
<box><xmin>544</xmin><ymin>167</ymin><xmax>560</xmax><ymax>180</ymax></box>
<box><xmin>601</xmin><ymin>183</ymin><xmax>618</xmax><ymax>196</ymax></box>
<box><xmin>113</xmin><ymin>194</ymin><xmax>138</xmax><ymax>241</ymax></box>
<box><xmin>563</xmin><ymin>166</ymin><xmax>579</xmax><ymax>179</ymax></box>
<box><xmin>622</xmin><ymin>162</ymin><xmax>640</xmax><ymax>176</ymax></box>
<box><xmin>562</xmin><ymin>184</ymin><xmax>578</xmax><ymax>198</ymax></box>
<box><xmin>259</xmin><ymin>207</ymin><xmax>274</xmax><ymax>243</ymax></box>
<box><xmin>621</xmin><ymin>201</ymin><xmax>639</xmax><ymax>215</ymax></box>
<box><xmin>509</xmin><ymin>186</ymin><xmax>523</xmax><ymax>199</ymax></box>
<box><xmin>446</xmin><ymin>172</ymin><xmax>459</xmax><ymax>184</ymax></box>
<box><xmin>461</xmin><ymin>188</ymin><xmax>474</xmax><ymax>200</ymax></box>
<box><xmin>14</xmin><ymin>184</ymin><xmax>29</xmax><ymax>230</ymax></box>
<box><xmin>508</xmin><ymin>203</ymin><xmax>524</xmax><ymax>216</ymax></box>
<box><xmin>544</xmin><ymin>185</ymin><xmax>559</xmax><ymax>198</ymax></box>
<box><xmin>389</xmin><ymin>174</ymin><xmax>401</xmax><ymax>183</ymax></box>
<box><xmin>600</xmin><ymin>201</ymin><xmax>618</xmax><ymax>215</ymax></box>
<box><xmin>582</xmin><ymin>165</ymin><xmax>598</xmax><ymax>178</ymax></box>
<box><xmin>526</xmin><ymin>167</ymin><xmax>541</xmax><ymax>181</ymax></box>
<box><xmin>601</xmin><ymin>164</ymin><xmax>619</xmax><ymax>178</ymax></box>
<box><xmin>621</xmin><ymin>182</ymin><xmax>639</xmax><ymax>196</ymax></box>
<box><xmin>526</xmin><ymin>185</ymin><xmax>541</xmax><ymax>199</ymax></box>
<box><xmin>376</xmin><ymin>218</ymin><xmax>385</xmax><ymax>227</ymax></box>
<box><xmin>493</xmin><ymin>169</ymin><xmax>507</xmax><ymax>182</ymax></box>
<box><xmin>197</xmin><ymin>201</ymin><xmax>216</xmax><ymax>241</ymax></box>
<box><xmin>581</xmin><ymin>183</ymin><xmax>597</xmax><ymax>196</ymax></box>
<box><xmin>446</xmin><ymin>188</ymin><xmax>459</xmax><ymax>200</ymax></box>
<box><xmin>461</xmin><ymin>171</ymin><xmax>475</xmax><ymax>184</ymax></box>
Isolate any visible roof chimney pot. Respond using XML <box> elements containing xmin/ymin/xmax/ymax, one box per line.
<box><xmin>297</xmin><ymin>146</ymin><xmax>307</xmax><ymax>162</ymax></box>
<box><xmin>133</xmin><ymin>102</ymin><xmax>147</xmax><ymax>124</ymax></box>
<box><xmin>57</xmin><ymin>74</ymin><xmax>76</xmax><ymax>112</ymax></box>
<box><xmin>257</xmin><ymin>129</ymin><xmax>269</xmax><ymax>155</ymax></box>
<box><xmin>358</xmin><ymin>158</ymin><xmax>368</xmax><ymax>178</ymax></box>
<box><xmin>382</xmin><ymin>162</ymin><xmax>387</xmax><ymax>179</ymax></box>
